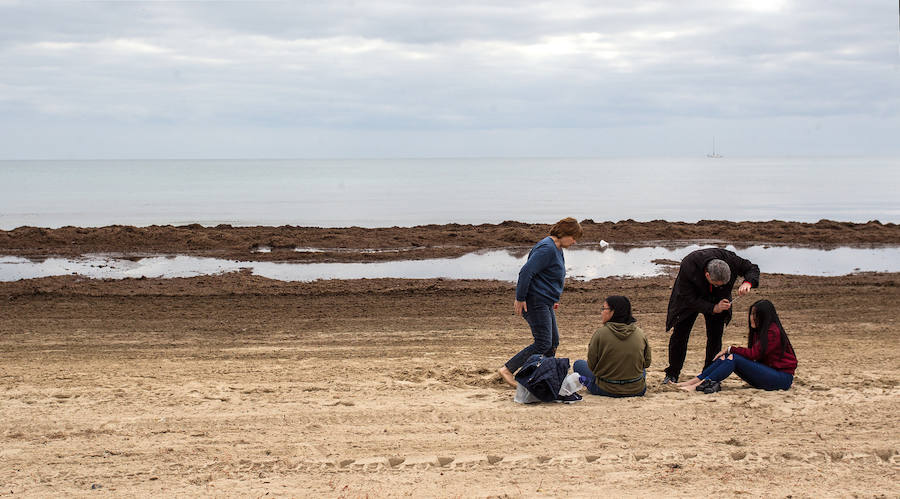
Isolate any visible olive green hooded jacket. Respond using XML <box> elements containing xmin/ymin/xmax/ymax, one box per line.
<box><xmin>587</xmin><ymin>321</ymin><xmax>651</xmax><ymax>395</ymax></box>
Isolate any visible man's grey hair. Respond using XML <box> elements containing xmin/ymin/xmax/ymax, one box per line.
<box><xmin>705</xmin><ymin>259</ymin><xmax>731</xmax><ymax>283</ymax></box>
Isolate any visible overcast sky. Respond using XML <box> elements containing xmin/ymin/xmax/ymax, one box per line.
<box><xmin>1</xmin><ymin>0</ymin><xmax>898</xmax><ymax>159</ymax></box>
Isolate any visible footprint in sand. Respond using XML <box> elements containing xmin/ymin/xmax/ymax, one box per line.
<box><xmin>298</xmin><ymin>448</ymin><xmax>881</xmax><ymax>472</ymax></box>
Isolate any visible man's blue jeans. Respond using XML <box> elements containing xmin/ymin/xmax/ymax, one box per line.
<box><xmin>573</xmin><ymin>360</ymin><xmax>646</xmax><ymax>398</ymax></box>
<box><xmin>505</xmin><ymin>297</ymin><xmax>559</xmax><ymax>374</ymax></box>
<box><xmin>697</xmin><ymin>354</ymin><xmax>793</xmax><ymax>391</ymax></box>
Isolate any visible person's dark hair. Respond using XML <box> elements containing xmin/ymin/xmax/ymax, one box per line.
<box><xmin>549</xmin><ymin>217</ymin><xmax>584</xmax><ymax>240</ymax></box>
<box><xmin>706</xmin><ymin>259</ymin><xmax>731</xmax><ymax>283</ymax></box>
<box><xmin>605</xmin><ymin>295</ymin><xmax>636</xmax><ymax>324</ymax></box>
<box><xmin>748</xmin><ymin>299</ymin><xmax>794</xmax><ymax>356</ymax></box>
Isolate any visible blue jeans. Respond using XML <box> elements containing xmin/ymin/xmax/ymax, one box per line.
<box><xmin>505</xmin><ymin>297</ymin><xmax>559</xmax><ymax>373</ymax></box>
<box><xmin>573</xmin><ymin>360</ymin><xmax>646</xmax><ymax>398</ymax></box>
<box><xmin>697</xmin><ymin>354</ymin><xmax>793</xmax><ymax>391</ymax></box>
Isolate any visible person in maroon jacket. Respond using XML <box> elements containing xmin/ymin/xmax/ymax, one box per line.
<box><xmin>676</xmin><ymin>299</ymin><xmax>797</xmax><ymax>393</ymax></box>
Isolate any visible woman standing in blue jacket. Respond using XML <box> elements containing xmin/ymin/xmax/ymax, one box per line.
<box><xmin>498</xmin><ymin>217</ymin><xmax>583</xmax><ymax>387</ymax></box>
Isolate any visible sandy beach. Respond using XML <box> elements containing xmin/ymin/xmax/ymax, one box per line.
<box><xmin>1</xmin><ymin>221</ymin><xmax>898</xmax><ymax>497</ymax></box>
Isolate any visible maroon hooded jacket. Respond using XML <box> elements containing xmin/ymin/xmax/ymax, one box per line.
<box><xmin>730</xmin><ymin>323</ymin><xmax>797</xmax><ymax>375</ymax></box>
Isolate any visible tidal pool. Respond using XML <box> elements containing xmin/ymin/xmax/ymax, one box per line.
<box><xmin>2</xmin><ymin>244</ymin><xmax>899</xmax><ymax>282</ymax></box>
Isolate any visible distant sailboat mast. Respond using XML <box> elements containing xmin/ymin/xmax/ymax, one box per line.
<box><xmin>707</xmin><ymin>137</ymin><xmax>723</xmax><ymax>158</ymax></box>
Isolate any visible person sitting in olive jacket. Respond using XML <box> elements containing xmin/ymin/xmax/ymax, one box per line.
<box><xmin>573</xmin><ymin>295</ymin><xmax>651</xmax><ymax>397</ymax></box>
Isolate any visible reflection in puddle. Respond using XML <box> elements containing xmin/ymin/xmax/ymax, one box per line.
<box><xmin>293</xmin><ymin>246</ymin><xmax>428</xmax><ymax>254</ymax></box>
<box><xmin>2</xmin><ymin>244</ymin><xmax>899</xmax><ymax>282</ymax></box>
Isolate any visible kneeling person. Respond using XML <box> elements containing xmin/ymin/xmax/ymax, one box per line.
<box><xmin>574</xmin><ymin>296</ymin><xmax>651</xmax><ymax>397</ymax></box>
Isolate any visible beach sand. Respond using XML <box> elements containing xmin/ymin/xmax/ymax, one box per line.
<box><xmin>1</xmin><ymin>221</ymin><xmax>898</xmax><ymax>497</ymax></box>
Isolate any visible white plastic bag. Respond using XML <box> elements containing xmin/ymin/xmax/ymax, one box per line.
<box><xmin>558</xmin><ymin>372</ymin><xmax>583</xmax><ymax>396</ymax></box>
<box><xmin>514</xmin><ymin>372</ymin><xmax>583</xmax><ymax>403</ymax></box>
<box><xmin>513</xmin><ymin>383</ymin><xmax>541</xmax><ymax>404</ymax></box>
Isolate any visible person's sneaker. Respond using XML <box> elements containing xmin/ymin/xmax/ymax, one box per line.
<box><xmin>556</xmin><ymin>393</ymin><xmax>583</xmax><ymax>404</ymax></box>
<box><xmin>661</xmin><ymin>375</ymin><xmax>678</xmax><ymax>385</ymax></box>
<box><xmin>695</xmin><ymin>379</ymin><xmax>713</xmax><ymax>392</ymax></box>
<box><xmin>701</xmin><ymin>380</ymin><xmax>722</xmax><ymax>394</ymax></box>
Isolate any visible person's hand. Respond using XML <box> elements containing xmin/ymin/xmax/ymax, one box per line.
<box><xmin>553</xmin><ymin>302</ymin><xmax>559</xmax><ymax>310</ymax></box>
<box><xmin>713</xmin><ymin>299</ymin><xmax>731</xmax><ymax>314</ymax></box>
<box><xmin>713</xmin><ymin>348</ymin><xmax>729</xmax><ymax>361</ymax></box>
<box><xmin>738</xmin><ymin>281</ymin><xmax>752</xmax><ymax>296</ymax></box>
<box><xmin>515</xmin><ymin>300</ymin><xmax>527</xmax><ymax>315</ymax></box>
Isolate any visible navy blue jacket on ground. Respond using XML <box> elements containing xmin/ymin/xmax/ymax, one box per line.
<box><xmin>514</xmin><ymin>354</ymin><xmax>570</xmax><ymax>402</ymax></box>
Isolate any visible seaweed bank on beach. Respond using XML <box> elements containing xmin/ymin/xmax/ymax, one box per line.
<box><xmin>1</xmin><ymin>219</ymin><xmax>897</xmax><ymax>262</ymax></box>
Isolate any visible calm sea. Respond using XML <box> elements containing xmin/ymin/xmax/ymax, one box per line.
<box><xmin>1</xmin><ymin>157</ymin><xmax>897</xmax><ymax>229</ymax></box>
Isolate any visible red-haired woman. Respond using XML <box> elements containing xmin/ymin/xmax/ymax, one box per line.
<box><xmin>498</xmin><ymin>217</ymin><xmax>583</xmax><ymax>387</ymax></box>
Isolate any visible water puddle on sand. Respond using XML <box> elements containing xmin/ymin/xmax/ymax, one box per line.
<box><xmin>2</xmin><ymin>244</ymin><xmax>899</xmax><ymax>282</ymax></box>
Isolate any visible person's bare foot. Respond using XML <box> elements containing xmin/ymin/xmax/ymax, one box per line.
<box><xmin>677</xmin><ymin>378</ymin><xmax>703</xmax><ymax>391</ymax></box>
<box><xmin>498</xmin><ymin>366</ymin><xmax>517</xmax><ymax>388</ymax></box>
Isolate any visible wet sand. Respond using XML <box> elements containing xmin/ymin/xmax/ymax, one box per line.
<box><xmin>1</xmin><ymin>221</ymin><xmax>898</xmax><ymax>497</ymax></box>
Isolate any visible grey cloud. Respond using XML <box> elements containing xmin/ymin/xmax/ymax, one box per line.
<box><xmin>0</xmin><ymin>0</ymin><xmax>896</xmax><ymax>157</ymax></box>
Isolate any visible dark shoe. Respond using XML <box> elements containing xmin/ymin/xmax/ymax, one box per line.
<box><xmin>556</xmin><ymin>393</ymin><xmax>583</xmax><ymax>404</ymax></box>
<box><xmin>700</xmin><ymin>380</ymin><xmax>722</xmax><ymax>394</ymax></box>
<box><xmin>695</xmin><ymin>379</ymin><xmax>713</xmax><ymax>392</ymax></box>
<box><xmin>662</xmin><ymin>375</ymin><xmax>678</xmax><ymax>385</ymax></box>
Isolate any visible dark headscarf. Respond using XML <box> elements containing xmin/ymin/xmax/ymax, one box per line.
<box><xmin>748</xmin><ymin>299</ymin><xmax>794</xmax><ymax>356</ymax></box>
<box><xmin>605</xmin><ymin>295</ymin><xmax>636</xmax><ymax>324</ymax></box>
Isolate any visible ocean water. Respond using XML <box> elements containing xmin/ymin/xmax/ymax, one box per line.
<box><xmin>0</xmin><ymin>157</ymin><xmax>898</xmax><ymax>229</ymax></box>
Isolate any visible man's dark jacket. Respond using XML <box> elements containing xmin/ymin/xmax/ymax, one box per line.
<box><xmin>515</xmin><ymin>354</ymin><xmax>570</xmax><ymax>402</ymax></box>
<box><xmin>665</xmin><ymin>248</ymin><xmax>760</xmax><ymax>331</ymax></box>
